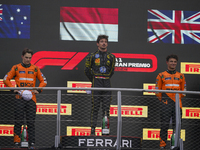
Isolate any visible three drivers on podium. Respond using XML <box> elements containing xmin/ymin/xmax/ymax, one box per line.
<box><xmin>3</xmin><ymin>42</ymin><xmax>186</xmax><ymax>150</ymax></box>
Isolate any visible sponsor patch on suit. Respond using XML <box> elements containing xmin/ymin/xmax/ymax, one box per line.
<box><xmin>28</xmin><ymin>71</ymin><xmax>34</xmax><ymax>74</ymax></box>
<box><xmin>19</xmin><ymin>71</ymin><xmax>25</xmax><ymax>74</ymax></box>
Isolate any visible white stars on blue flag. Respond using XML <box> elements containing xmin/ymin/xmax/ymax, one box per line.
<box><xmin>0</xmin><ymin>4</ymin><xmax>30</xmax><ymax>39</ymax></box>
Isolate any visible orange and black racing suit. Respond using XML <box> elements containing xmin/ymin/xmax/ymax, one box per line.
<box><xmin>84</xmin><ymin>50</ymin><xmax>115</xmax><ymax>129</ymax></box>
<box><xmin>3</xmin><ymin>63</ymin><xmax>47</xmax><ymax>144</ymax></box>
<box><xmin>156</xmin><ymin>70</ymin><xmax>186</xmax><ymax>148</ymax></box>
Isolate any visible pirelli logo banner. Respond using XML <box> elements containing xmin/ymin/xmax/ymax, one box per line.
<box><xmin>181</xmin><ymin>62</ymin><xmax>200</xmax><ymax>74</ymax></box>
<box><xmin>0</xmin><ymin>125</ymin><xmax>14</xmax><ymax>136</ymax></box>
<box><xmin>67</xmin><ymin>81</ymin><xmax>92</xmax><ymax>93</ymax></box>
<box><xmin>182</xmin><ymin>107</ymin><xmax>200</xmax><ymax>119</ymax></box>
<box><xmin>143</xmin><ymin>128</ymin><xmax>185</xmax><ymax>141</ymax></box>
<box><xmin>67</xmin><ymin>126</ymin><xmax>102</xmax><ymax>136</ymax></box>
<box><xmin>110</xmin><ymin>105</ymin><xmax>148</xmax><ymax>117</ymax></box>
<box><xmin>143</xmin><ymin>83</ymin><xmax>156</xmax><ymax>95</ymax></box>
<box><xmin>0</xmin><ymin>79</ymin><xmax>16</xmax><ymax>91</ymax></box>
<box><xmin>36</xmin><ymin>103</ymin><xmax>72</xmax><ymax>115</ymax></box>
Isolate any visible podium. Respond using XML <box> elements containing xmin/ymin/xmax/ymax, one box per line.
<box><xmin>61</xmin><ymin>135</ymin><xmax>142</xmax><ymax>149</ymax></box>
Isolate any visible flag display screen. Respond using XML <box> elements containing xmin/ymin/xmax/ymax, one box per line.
<box><xmin>0</xmin><ymin>4</ymin><xmax>30</xmax><ymax>39</ymax></box>
<box><xmin>60</xmin><ymin>7</ymin><xmax>118</xmax><ymax>42</ymax></box>
<box><xmin>147</xmin><ymin>9</ymin><xmax>200</xmax><ymax>44</ymax></box>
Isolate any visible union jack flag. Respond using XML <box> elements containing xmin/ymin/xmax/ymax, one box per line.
<box><xmin>147</xmin><ymin>9</ymin><xmax>200</xmax><ymax>44</ymax></box>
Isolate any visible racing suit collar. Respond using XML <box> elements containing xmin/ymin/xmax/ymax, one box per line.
<box><xmin>98</xmin><ymin>49</ymin><xmax>107</xmax><ymax>53</ymax></box>
<box><xmin>167</xmin><ymin>69</ymin><xmax>176</xmax><ymax>74</ymax></box>
<box><xmin>21</xmin><ymin>62</ymin><xmax>31</xmax><ymax>68</ymax></box>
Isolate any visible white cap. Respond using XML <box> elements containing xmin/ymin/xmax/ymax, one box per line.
<box><xmin>19</xmin><ymin>90</ymin><xmax>33</xmax><ymax>101</ymax></box>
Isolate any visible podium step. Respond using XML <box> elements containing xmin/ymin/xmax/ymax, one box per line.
<box><xmin>61</xmin><ymin>135</ymin><xmax>142</xmax><ymax>149</ymax></box>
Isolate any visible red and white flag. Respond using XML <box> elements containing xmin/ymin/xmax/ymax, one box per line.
<box><xmin>60</xmin><ymin>7</ymin><xmax>118</xmax><ymax>42</ymax></box>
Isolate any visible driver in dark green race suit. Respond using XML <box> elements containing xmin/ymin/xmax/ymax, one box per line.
<box><xmin>84</xmin><ymin>35</ymin><xmax>115</xmax><ymax>135</ymax></box>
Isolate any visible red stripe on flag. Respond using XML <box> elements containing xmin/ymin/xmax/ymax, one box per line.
<box><xmin>190</xmin><ymin>33</ymin><xmax>200</xmax><ymax>40</ymax></box>
<box><xmin>149</xmin><ymin>10</ymin><xmax>166</xmax><ymax>20</ymax></box>
<box><xmin>149</xmin><ymin>32</ymin><xmax>170</xmax><ymax>43</ymax></box>
<box><xmin>186</xmin><ymin>12</ymin><xmax>200</xmax><ymax>21</ymax></box>
<box><xmin>60</xmin><ymin>7</ymin><xmax>118</xmax><ymax>24</ymax></box>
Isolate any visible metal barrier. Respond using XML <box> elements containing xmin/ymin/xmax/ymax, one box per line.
<box><xmin>0</xmin><ymin>87</ymin><xmax>200</xmax><ymax>150</ymax></box>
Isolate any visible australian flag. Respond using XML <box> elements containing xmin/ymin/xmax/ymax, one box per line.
<box><xmin>0</xmin><ymin>4</ymin><xmax>30</xmax><ymax>39</ymax></box>
<box><xmin>147</xmin><ymin>9</ymin><xmax>200</xmax><ymax>44</ymax></box>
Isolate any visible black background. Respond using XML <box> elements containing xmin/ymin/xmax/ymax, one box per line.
<box><xmin>0</xmin><ymin>0</ymin><xmax>200</xmax><ymax>149</ymax></box>
<box><xmin>0</xmin><ymin>0</ymin><xmax>200</xmax><ymax>96</ymax></box>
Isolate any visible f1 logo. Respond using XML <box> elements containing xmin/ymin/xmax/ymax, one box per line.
<box><xmin>31</xmin><ymin>51</ymin><xmax>157</xmax><ymax>72</ymax></box>
<box><xmin>31</xmin><ymin>51</ymin><xmax>89</xmax><ymax>70</ymax></box>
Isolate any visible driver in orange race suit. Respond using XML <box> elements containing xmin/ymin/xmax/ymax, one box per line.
<box><xmin>155</xmin><ymin>54</ymin><xmax>186</xmax><ymax>150</ymax></box>
<box><xmin>3</xmin><ymin>48</ymin><xmax>47</xmax><ymax>148</ymax></box>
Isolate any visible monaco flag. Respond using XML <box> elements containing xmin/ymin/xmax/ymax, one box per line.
<box><xmin>60</xmin><ymin>7</ymin><xmax>118</xmax><ymax>42</ymax></box>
